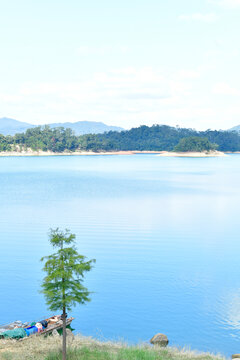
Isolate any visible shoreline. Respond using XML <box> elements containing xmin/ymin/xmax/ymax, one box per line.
<box><xmin>157</xmin><ymin>151</ymin><xmax>226</xmax><ymax>157</ymax></box>
<box><xmin>0</xmin><ymin>150</ymin><xmax>162</xmax><ymax>157</ymax></box>
<box><xmin>0</xmin><ymin>150</ymin><xmax>234</xmax><ymax>157</ymax></box>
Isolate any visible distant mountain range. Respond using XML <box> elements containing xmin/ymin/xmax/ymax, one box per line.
<box><xmin>229</xmin><ymin>125</ymin><xmax>240</xmax><ymax>132</ymax></box>
<box><xmin>0</xmin><ymin>117</ymin><xmax>124</xmax><ymax>136</ymax></box>
<box><xmin>0</xmin><ymin>118</ymin><xmax>34</xmax><ymax>135</ymax></box>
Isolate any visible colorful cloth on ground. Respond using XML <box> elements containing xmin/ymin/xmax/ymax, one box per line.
<box><xmin>24</xmin><ymin>326</ymin><xmax>38</xmax><ymax>336</ymax></box>
<box><xmin>35</xmin><ymin>323</ymin><xmax>43</xmax><ymax>332</ymax></box>
<box><xmin>0</xmin><ymin>328</ymin><xmax>27</xmax><ymax>339</ymax></box>
<box><xmin>39</xmin><ymin>320</ymin><xmax>48</xmax><ymax>328</ymax></box>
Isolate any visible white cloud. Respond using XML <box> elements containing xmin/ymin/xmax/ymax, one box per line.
<box><xmin>212</xmin><ymin>82</ymin><xmax>240</xmax><ymax>96</ymax></box>
<box><xmin>19</xmin><ymin>67</ymin><xmax>198</xmax><ymax>110</ymax></box>
<box><xmin>177</xmin><ymin>70</ymin><xmax>201</xmax><ymax>79</ymax></box>
<box><xmin>178</xmin><ymin>13</ymin><xmax>218</xmax><ymax>23</ymax></box>
<box><xmin>1</xmin><ymin>66</ymin><xmax>239</xmax><ymax>131</ymax></box>
<box><xmin>211</xmin><ymin>0</ymin><xmax>240</xmax><ymax>7</ymax></box>
<box><xmin>0</xmin><ymin>66</ymin><xmax>200</xmax><ymax>127</ymax></box>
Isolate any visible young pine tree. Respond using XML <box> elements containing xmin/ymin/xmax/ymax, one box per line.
<box><xmin>41</xmin><ymin>228</ymin><xmax>95</xmax><ymax>360</ymax></box>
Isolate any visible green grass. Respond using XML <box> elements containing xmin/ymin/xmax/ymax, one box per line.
<box><xmin>0</xmin><ymin>335</ymin><xmax>225</xmax><ymax>360</ymax></box>
<box><xmin>45</xmin><ymin>346</ymin><xmax>223</xmax><ymax>360</ymax></box>
<box><xmin>46</xmin><ymin>347</ymin><xmax>112</xmax><ymax>360</ymax></box>
<box><xmin>45</xmin><ymin>347</ymin><xmax>163</xmax><ymax>360</ymax></box>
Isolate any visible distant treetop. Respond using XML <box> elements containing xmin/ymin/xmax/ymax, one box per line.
<box><xmin>174</xmin><ymin>137</ymin><xmax>218</xmax><ymax>153</ymax></box>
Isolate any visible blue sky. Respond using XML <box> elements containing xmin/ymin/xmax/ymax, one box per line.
<box><xmin>0</xmin><ymin>0</ymin><xmax>240</xmax><ymax>129</ymax></box>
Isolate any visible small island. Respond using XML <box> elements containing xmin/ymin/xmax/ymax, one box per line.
<box><xmin>158</xmin><ymin>136</ymin><xmax>226</xmax><ymax>157</ymax></box>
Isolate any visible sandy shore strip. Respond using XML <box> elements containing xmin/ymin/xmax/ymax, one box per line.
<box><xmin>0</xmin><ymin>150</ymin><xmax>231</xmax><ymax>157</ymax></box>
<box><xmin>0</xmin><ymin>150</ymin><xmax>163</xmax><ymax>157</ymax></box>
<box><xmin>157</xmin><ymin>151</ymin><xmax>226</xmax><ymax>157</ymax></box>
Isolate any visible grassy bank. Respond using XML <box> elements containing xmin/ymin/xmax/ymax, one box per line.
<box><xmin>0</xmin><ymin>334</ymin><xmax>225</xmax><ymax>360</ymax></box>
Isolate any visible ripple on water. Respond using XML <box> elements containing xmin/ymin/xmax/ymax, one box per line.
<box><xmin>0</xmin><ymin>154</ymin><xmax>240</xmax><ymax>356</ymax></box>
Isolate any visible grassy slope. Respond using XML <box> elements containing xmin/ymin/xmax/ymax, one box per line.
<box><xmin>0</xmin><ymin>335</ymin><xmax>225</xmax><ymax>360</ymax></box>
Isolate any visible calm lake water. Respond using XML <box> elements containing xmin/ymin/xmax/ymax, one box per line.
<box><xmin>0</xmin><ymin>154</ymin><xmax>240</xmax><ymax>356</ymax></box>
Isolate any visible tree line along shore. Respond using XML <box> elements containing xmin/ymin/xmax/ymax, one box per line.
<box><xmin>0</xmin><ymin>124</ymin><xmax>239</xmax><ymax>154</ymax></box>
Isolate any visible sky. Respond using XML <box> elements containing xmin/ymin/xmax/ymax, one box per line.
<box><xmin>0</xmin><ymin>0</ymin><xmax>240</xmax><ymax>130</ymax></box>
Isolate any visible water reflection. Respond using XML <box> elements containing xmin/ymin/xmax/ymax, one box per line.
<box><xmin>0</xmin><ymin>155</ymin><xmax>240</xmax><ymax>356</ymax></box>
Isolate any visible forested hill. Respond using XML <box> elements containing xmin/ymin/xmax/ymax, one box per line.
<box><xmin>80</xmin><ymin>125</ymin><xmax>240</xmax><ymax>152</ymax></box>
<box><xmin>0</xmin><ymin>124</ymin><xmax>240</xmax><ymax>152</ymax></box>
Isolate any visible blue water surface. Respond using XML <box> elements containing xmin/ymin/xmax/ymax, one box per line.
<box><xmin>0</xmin><ymin>154</ymin><xmax>239</xmax><ymax>356</ymax></box>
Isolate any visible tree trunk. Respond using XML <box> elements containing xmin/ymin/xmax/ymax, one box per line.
<box><xmin>62</xmin><ymin>307</ymin><xmax>67</xmax><ymax>360</ymax></box>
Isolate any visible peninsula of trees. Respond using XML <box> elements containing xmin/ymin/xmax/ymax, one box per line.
<box><xmin>0</xmin><ymin>124</ymin><xmax>239</xmax><ymax>153</ymax></box>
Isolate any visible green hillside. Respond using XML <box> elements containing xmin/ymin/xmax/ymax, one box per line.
<box><xmin>0</xmin><ymin>124</ymin><xmax>240</xmax><ymax>152</ymax></box>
